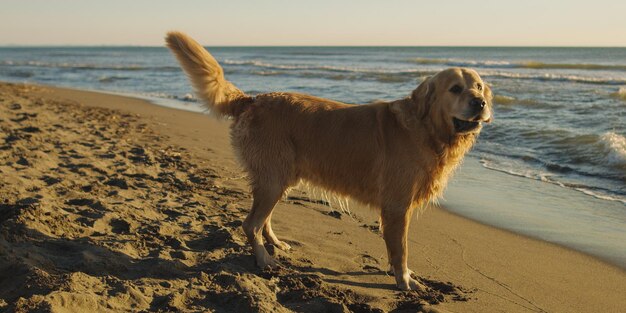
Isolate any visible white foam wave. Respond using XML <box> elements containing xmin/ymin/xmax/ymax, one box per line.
<box><xmin>600</xmin><ymin>132</ymin><xmax>626</xmax><ymax>167</ymax></box>
<box><xmin>409</xmin><ymin>57</ymin><xmax>626</xmax><ymax>71</ymax></box>
<box><xmin>411</xmin><ymin>57</ymin><xmax>513</xmax><ymax>68</ymax></box>
<box><xmin>480</xmin><ymin>71</ymin><xmax>626</xmax><ymax>85</ymax></box>
<box><xmin>222</xmin><ymin>59</ymin><xmax>626</xmax><ymax>85</ymax></box>
<box><xmin>611</xmin><ymin>87</ymin><xmax>626</xmax><ymax>101</ymax></box>
<box><xmin>222</xmin><ymin>59</ymin><xmax>431</xmax><ymax>75</ymax></box>
<box><xmin>479</xmin><ymin>159</ymin><xmax>626</xmax><ymax>205</ymax></box>
<box><xmin>574</xmin><ymin>187</ymin><xmax>626</xmax><ymax>204</ymax></box>
<box><xmin>480</xmin><ymin>159</ymin><xmax>553</xmax><ymax>182</ymax></box>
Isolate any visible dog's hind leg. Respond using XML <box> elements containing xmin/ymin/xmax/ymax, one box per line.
<box><xmin>263</xmin><ymin>212</ymin><xmax>292</xmax><ymax>251</ymax></box>
<box><xmin>381</xmin><ymin>203</ymin><xmax>427</xmax><ymax>291</ymax></box>
<box><xmin>243</xmin><ymin>184</ymin><xmax>286</xmax><ymax>269</ymax></box>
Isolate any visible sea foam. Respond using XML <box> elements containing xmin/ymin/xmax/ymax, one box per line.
<box><xmin>409</xmin><ymin>57</ymin><xmax>626</xmax><ymax>71</ymax></box>
<box><xmin>479</xmin><ymin>158</ymin><xmax>626</xmax><ymax>205</ymax></box>
<box><xmin>492</xmin><ymin>95</ymin><xmax>539</xmax><ymax>106</ymax></box>
<box><xmin>222</xmin><ymin>59</ymin><xmax>626</xmax><ymax>86</ymax></box>
<box><xmin>611</xmin><ymin>87</ymin><xmax>626</xmax><ymax>101</ymax></box>
<box><xmin>601</xmin><ymin>132</ymin><xmax>626</xmax><ymax>168</ymax></box>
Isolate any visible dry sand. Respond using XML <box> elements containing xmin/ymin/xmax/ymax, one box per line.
<box><xmin>0</xmin><ymin>82</ymin><xmax>624</xmax><ymax>312</ymax></box>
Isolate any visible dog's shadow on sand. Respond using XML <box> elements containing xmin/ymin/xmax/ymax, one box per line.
<box><xmin>296</xmin><ymin>264</ymin><xmax>397</xmax><ymax>290</ymax></box>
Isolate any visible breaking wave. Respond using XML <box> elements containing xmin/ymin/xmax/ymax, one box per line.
<box><xmin>600</xmin><ymin>132</ymin><xmax>626</xmax><ymax>168</ymax></box>
<box><xmin>223</xmin><ymin>60</ymin><xmax>626</xmax><ymax>85</ymax></box>
<box><xmin>493</xmin><ymin>95</ymin><xmax>539</xmax><ymax>106</ymax></box>
<box><xmin>480</xmin><ymin>71</ymin><xmax>626</xmax><ymax>85</ymax></box>
<box><xmin>223</xmin><ymin>59</ymin><xmax>432</xmax><ymax>75</ymax></box>
<box><xmin>610</xmin><ymin>87</ymin><xmax>626</xmax><ymax>101</ymax></box>
<box><xmin>409</xmin><ymin>57</ymin><xmax>626</xmax><ymax>72</ymax></box>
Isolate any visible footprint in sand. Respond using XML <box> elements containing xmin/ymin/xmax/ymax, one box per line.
<box><xmin>97</xmin><ymin>153</ymin><xmax>116</xmax><ymax>159</ymax></box>
<box><xmin>105</xmin><ymin>178</ymin><xmax>129</xmax><ymax>189</ymax></box>
<box><xmin>128</xmin><ymin>146</ymin><xmax>154</xmax><ymax>165</ymax></box>
<box><xmin>356</xmin><ymin>254</ymin><xmax>383</xmax><ymax>273</ymax></box>
<box><xmin>92</xmin><ymin>215</ymin><xmax>136</xmax><ymax>235</ymax></box>
<box><xmin>109</xmin><ymin>219</ymin><xmax>132</xmax><ymax>234</ymax></box>
<box><xmin>19</xmin><ymin>126</ymin><xmax>41</xmax><ymax>133</ymax></box>
<box><xmin>10</xmin><ymin>112</ymin><xmax>37</xmax><ymax>123</ymax></box>
<box><xmin>160</xmin><ymin>208</ymin><xmax>184</xmax><ymax>219</ymax></box>
<box><xmin>15</xmin><ymin>156</ymin><xmax>29</xmax><ymax>166</ymax></box>
<box><xmin>185</xmin><ymin>226</ymin><xmax>238</xmax><ymax>251</ymax></box>
<box><xmin>40</xmin><ymin>175</ymin><xmax>61</xmax><ymax>186</ymax></box>
<box><xmin>65</xmin><ymin>198</ymin><xmax>106</xmax><ymax>221</ymax></box>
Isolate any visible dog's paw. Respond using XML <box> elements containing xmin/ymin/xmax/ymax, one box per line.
<box><xmin>408</xmin><ymin>278</ymin><xmax>428</xmax><ymax>291</ymax></box>
<box><xmin>397</xmin><ymin>277</ymin><xmax>427</xmax><ymax>292</ymax></box>
<box><xmin>257</xmin><ymin>254</ymin><xmax>282</xmax><ymax>269</ymax></box>
<box><xmin>273</xmin><ymin>240</ymin><xmax>292</xmax><ymax>251</ymax></box>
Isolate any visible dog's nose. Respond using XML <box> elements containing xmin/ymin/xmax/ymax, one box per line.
<box><xmin>470</xmin><ymin>97</ymin><xmax>486</xmax><ymax>109</ymax></box>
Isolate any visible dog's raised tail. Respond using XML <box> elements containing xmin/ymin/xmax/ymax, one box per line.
<box><xmin>165</xmin><ymin>31</ymin><xmax>250</xmax><ymax>117</ymax></box>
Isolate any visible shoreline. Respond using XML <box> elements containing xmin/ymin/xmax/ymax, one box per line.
<box><xmin>1</xmin><ymin>82</ymin><xmax>624</xmax><ymax>312</ymax></box>
<box><xmin>444</xmin><ymin>157</ymin><xmax>626</xmax><ymax>268</ymax></box>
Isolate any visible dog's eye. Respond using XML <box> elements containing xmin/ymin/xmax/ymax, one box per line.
<box><xmin>449</xmin><ymin>85</ymin><xmax>462</xmax><ymax>94</ymax></box>
<box><xmin>477</xmin><ymin>84</ymin><xmax>483</xmax><ymax>91</ymax></box>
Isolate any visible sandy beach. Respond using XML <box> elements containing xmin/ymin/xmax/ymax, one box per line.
<box><xmin>1</xmin><ymin>82</ymin><xmax>625</xmax><ymax>312</ymax></box>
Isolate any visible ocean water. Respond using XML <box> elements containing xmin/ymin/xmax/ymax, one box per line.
<box><xmin>1</xmin><ymin>46</ymin><xmax>625</xmax><ymax>265</ymax></box>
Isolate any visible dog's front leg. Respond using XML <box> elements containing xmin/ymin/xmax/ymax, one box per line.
<box><xmin>381</xmin><ymin>204</ymin><xmax>427</xmax><ymax>291</ymax></box>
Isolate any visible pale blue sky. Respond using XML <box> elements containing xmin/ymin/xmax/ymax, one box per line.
<box><xmin>1</xmin><ymin>0</ymin><xmax>625</xmax><ymax>46</ymax></box>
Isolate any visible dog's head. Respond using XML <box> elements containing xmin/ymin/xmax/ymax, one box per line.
<box><xmin>409</xmin><ymin>68</ymin><xmax>492</xmax><ymax>135</ymax></box>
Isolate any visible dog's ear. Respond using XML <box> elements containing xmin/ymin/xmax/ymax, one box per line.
<box><xmin>390</xmin><ymin>76</ymin><xmax>435</xmax><ymax>130</ymax></box>
<box><xmin>411</xmin><ymin>76</ymin><xmax>435</xmax><ymax>119</ymax></box>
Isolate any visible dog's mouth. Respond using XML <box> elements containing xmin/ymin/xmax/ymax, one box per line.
<box><xmin>453</xmin><ymin>117</ymin><xmax>481</xmax><ymax>133</ymax></box>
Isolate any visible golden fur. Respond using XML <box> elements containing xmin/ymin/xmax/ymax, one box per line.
<box><xmin>166</xmin><ymin>31</ymin><xmax>493</xmax><ymax>291</ymax></box>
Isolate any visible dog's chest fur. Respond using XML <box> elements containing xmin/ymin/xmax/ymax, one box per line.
<box><xmin>411</xmin><ymin>133</ymin><xmax>477</xmax><ymax>207</ymax></box>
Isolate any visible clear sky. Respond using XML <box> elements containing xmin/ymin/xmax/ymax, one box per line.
<box><xmin>1</xmin><ymin>0</ymin><xmax>625</xmax><ymax>46</ymax></box>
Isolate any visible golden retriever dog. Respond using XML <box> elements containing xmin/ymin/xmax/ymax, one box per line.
<box><xmin>166</xmin><ymin>31</ymin><xmax>492</xmax><ymax>291</ymax></box>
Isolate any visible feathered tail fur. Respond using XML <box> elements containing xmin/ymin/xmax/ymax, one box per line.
<box><xmin>165</xmin><ymin>31</ymin><xmax>251</xmax><ymax>117</ymax></box>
